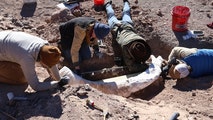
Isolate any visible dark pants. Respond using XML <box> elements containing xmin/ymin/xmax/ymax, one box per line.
<box><xmin>61</xmin><ymin>41</ymin><xmax>91</xmax><ymax>63</ymax></box>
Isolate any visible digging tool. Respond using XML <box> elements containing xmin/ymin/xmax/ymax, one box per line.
<box><xmin>86</xmin><ymin>99</ymin><xmax>109</xmax><ymax>120</ymax></box>
<box><xmin>86</xmin><ymin>99</ymin><xmax>103</xmax><ymax>112</ymax></box>
<box><xmin>98</xmin><ymin>40</ymin><xmax>106</xmax><ymax>48</ymax></box>
<box><xmin>0</xmin><ymin>109</ymin><xmax>16</xmax><ymax>120</ymax></box>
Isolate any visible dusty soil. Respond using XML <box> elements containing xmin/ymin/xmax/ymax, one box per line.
<box><xmin>0</xmin><ymin>0</ymin><xmax>213</xmax><ymax>120</ymax></box>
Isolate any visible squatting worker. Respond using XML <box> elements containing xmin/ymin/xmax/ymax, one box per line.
<box><xmin>59</xmin><ymin>17</ymin><xmax>110</xmax><ymax>74</ymax></box>
<box><xmin>168</xmin><ymin>46</ymin><xmax>213</xmax><ymax>79</ymax></box>
<box><xmin>0</xmin><ymin>31</ymin><xmax>69</xmax><ymax>91</ymax></box>
<box><xmin>104</xmin><ymin>0</ymin><xmax>152</xmax><ymax>73</ymax></box>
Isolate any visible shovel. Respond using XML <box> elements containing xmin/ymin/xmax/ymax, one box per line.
<box><xmin>86</xmin><ymin>99</ymin><xmax>109</xmax><ymax>120</ymax></box>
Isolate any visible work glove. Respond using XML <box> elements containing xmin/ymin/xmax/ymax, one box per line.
<box><xmin>93</xmin><ymin>45</ymin><xmax>103</xmax><ymax>58</ymax></box>
<box><xmin>94</xmin><ymin>51</ymin><xmax>103</xmax><ymax>58</ymax></box>
<box><xmin>161</xmin><ymin>65</ymin><xmax>170</xmax><ymax>79</ymax></box>
<box><xmin>58</xmin><ymin>76</ymin><xmax>70</xmax><ymax>87</ymax></box>
<box><xmin>168</xmin><ymin>57</ymin><xmax>179</xmax><ymax>66</ymax></box>
<box><xmin>161</xmin><ymin>57</ymin><xmax>178</xmax><ymax>80</ymax></box>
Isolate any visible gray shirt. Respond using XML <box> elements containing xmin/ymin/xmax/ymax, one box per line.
<box><xmin>0</xmin><ymin>31</ymin><xmax>61</xmax><ymax>91</ymax></box>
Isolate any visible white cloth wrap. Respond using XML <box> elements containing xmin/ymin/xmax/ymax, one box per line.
<box><xmin>59</xmin><ymin>55</ymin><xmax>163</xmax><ymax>97</ymax></box>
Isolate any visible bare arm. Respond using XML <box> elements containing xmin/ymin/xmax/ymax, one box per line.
<box><xmin>21</xmin><ymin>58</ymin><xmax>59</xmax><ymax>91</ymax></box>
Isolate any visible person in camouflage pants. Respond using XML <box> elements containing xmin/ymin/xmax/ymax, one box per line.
<box><xmin>104</xmin><ymin>0</ymin><xmax>152</xmax><ymax>73</ymax></box>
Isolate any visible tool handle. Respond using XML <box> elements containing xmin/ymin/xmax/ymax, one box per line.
<box><xmin>170</xmin><ymin>112</ymin><xmax>180</xmax><ymax>120</ymax></box>
<box><xmin>86</xmin><ymin>99</ymin><xmax>94</xmax><ymax>106</ymax></box>
<box><xmin>86</xmin><ymin>99</ymin><xmax>103</xmax><ymax>112</ymax></box>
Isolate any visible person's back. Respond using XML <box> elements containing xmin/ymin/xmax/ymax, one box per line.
<box><xmin>183</xmin><ymin>49</ymin><xmax>213</xmax><ymax>77</ymax></box>
<box><xmin>168</xmin><ymin>47</ymin><xmax>213</xmax><ymax>79</ymax></box>
<box><xmin>0</xmin><ymin>31</ymin><xmax>70</xmax><ymax>91</ymax></box>
<box><xmin>0</xmin><ymin>31</ymin><xmax>47</xmax><ymax>64</ymax></box>
<box><xmin>59</xmin><ymin>17</ymin><xmax>110</xmax><ymax>74</ymax></box>
<box><xmin>59</xmin><ymin>17</ymin><xmax>97</xmax><ymax>50</ymax></box>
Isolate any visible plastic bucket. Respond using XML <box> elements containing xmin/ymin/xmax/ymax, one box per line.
<box><xmin>94</xmin><ymin>0</ymin><xmax>104</xmax><ymax>6</ymax></box>
<box><xmin>171</xmin><ymin>6</ymin><xmax>190</xmax><ymax>32</ymax></box>
<box><xmin>93</xmin><ymin>0</ymin><xmax>104</xmax><ymax>12</ymax></box>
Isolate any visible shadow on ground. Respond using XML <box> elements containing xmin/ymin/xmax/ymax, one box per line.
<box><xmin>173</xmin><ymin>31</ymin><xmax>213</xmax><ymax>49</ymax></box>
<box><xmin>0</xmin><ymin>79</ymin><xmax>63</xmax><ymax>119</ymax></box>
<box><xmin>173</xmin><ymin>76</ymin><xmax>213</xmax><ymax>91</ymax></box>
<box><xmin>129</xmin><ymin>78</ymin><xmax>165</xmax><ymax>100</ymax></box>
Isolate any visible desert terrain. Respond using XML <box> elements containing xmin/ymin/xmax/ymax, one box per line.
<box><xmin>0</xmin><ymin>0</ymin><xmax>212</xmax><ymax>120</ymax></box>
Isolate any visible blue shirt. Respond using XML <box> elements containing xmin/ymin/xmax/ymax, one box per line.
<box><xmin>183</xmin><ymin>49</ymin><xmax>213</xmax><ymax>78</ymax></box>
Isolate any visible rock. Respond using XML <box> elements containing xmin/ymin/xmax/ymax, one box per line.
<box><xmin>50</xmin><ymin>8</ymin><xmax>75</xmax><ymax>23</ymax></box>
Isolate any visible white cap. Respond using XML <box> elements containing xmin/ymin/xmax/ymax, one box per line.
<box><xmin>174</xmin><ymin>63</ymin><xmax>190</xmax><ymax>78</ymax></box>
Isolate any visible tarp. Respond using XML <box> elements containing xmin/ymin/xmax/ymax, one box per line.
<box><xmin>59</xmin><ymin>55</ymin><xmax>163</xmax><ymax>97</ymax></box>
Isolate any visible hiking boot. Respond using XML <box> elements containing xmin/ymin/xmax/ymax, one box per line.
<box><xmin>64</xmin><ymin>0</ymin><xmax>78</xmax><ymax>5</ymax></box>
<box><xmin>123</xmin><ymin>0</ymin><xmax>129</xmax><ymax>3</ymax></box>
<box><xmin>104</xmin><ymin>0</ymin><xmax>112</xmax><ymax>8</ymax></box>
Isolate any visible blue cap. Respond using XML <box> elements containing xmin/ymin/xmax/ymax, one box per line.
<box><xmin>94</xmin><ymin>23</ymin><xmax>110</xmax><ymax>39</ymax></box>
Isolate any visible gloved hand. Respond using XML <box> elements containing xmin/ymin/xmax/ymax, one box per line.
<box><xmin>94</xmin><ymin>51</ymin><xmax>103</xmax><ymax>58</ymax></box>
<box><xmin>161</xmin><ymin>65</ymin><xmax>170</xmax><ymax>79</ymax></box>
<box><xmin>58</xmin><ymin>76</ymin><xmax>70</xmax><ymax>87</ymax></box>
<box><xmin>93</xmin><ymin>45</ymin><xmax>103</xmax><ymax>58</ymax></box>
<box><xmin>168</xmin><ymin>57</ymin><xmax>179</xmax><ymax>66</ymax></box>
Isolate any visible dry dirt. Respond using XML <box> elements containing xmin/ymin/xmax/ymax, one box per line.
<box><xmin>0</xmin><ymin>0</ymin><xmax>213</xmax><ymax>120</ymax></box>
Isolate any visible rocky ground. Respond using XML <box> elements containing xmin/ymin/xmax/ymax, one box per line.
<box><xmin>0</xmin><ymin>0</ymin><xmax>213</xmax><ymax>120</ymax></box>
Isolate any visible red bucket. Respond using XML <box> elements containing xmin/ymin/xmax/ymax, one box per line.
<box><xmin>171</xmin><ymin>6</ymin><xmax>190</xmax><ymax>32</ymax></box>
<box><xmin>94</xmin><ymin>0</ymin><xmax>104</xmax><ymax>6</ymax></box>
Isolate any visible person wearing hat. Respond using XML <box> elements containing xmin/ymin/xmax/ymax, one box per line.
<box><xmin>0</xmin><ymin>31</ymin><xmax>69</xmax><ymax>91</ymax></box>
<box><xmin>104</xmin><ymin>0</ymin><xmax>152</xmax><ymax>73</ymax></box>
<box><xmin>167</xmin><ymin>46</ymin><xmax>213</xmax><ymax>79</ymax></box>
<box><xmin>59</xmin><ymin>17</ymin><xmax>110</xmax><ymax>74</ymax></box>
